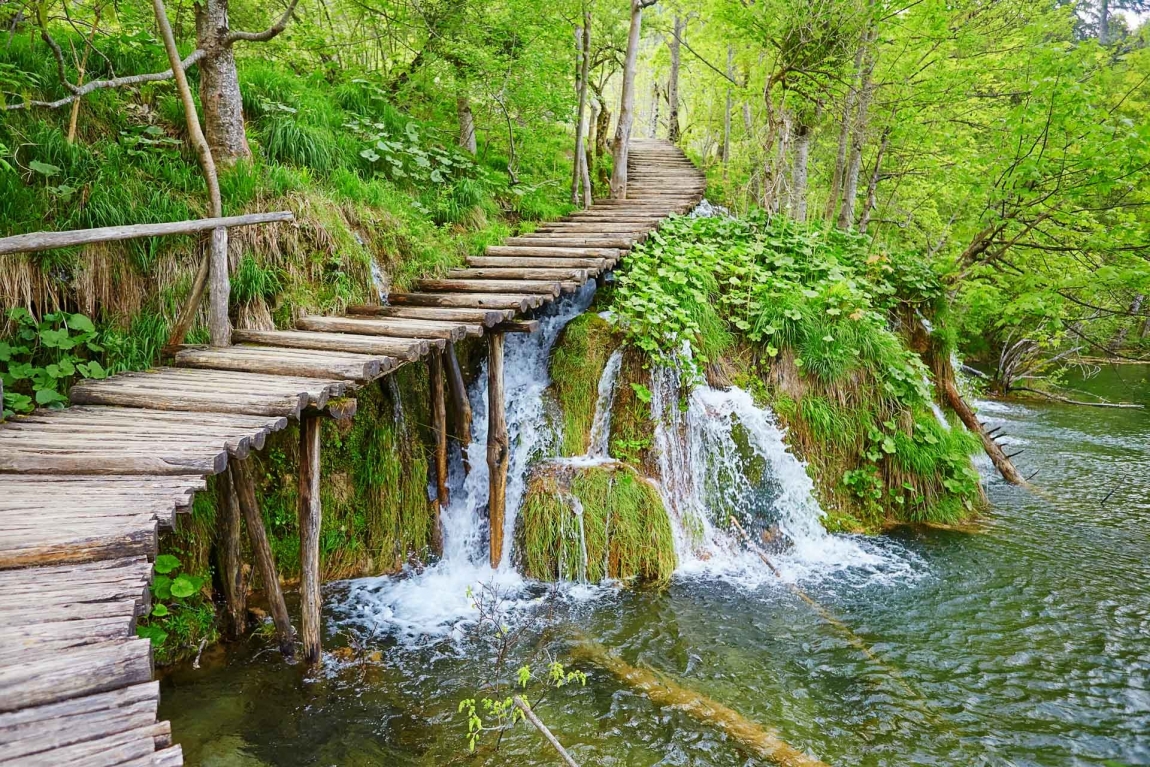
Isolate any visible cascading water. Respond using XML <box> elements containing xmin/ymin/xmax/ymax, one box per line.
<box><xmin>336</xmin><ymin>282</ymin><xmax>598</xmax><ymax>643</ymax></box>
<box><xmin>586</xmin><ymin>349</ymin><xmax>624</xmax><ymax>459</ymax></box>
<box><xmin>650</xmin><ymin>358</ymin><xmax>910</xmax><ymax>583</ymax></box>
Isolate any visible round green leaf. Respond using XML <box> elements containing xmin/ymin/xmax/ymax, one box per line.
<box><xmin>170</xmin><ymin>574</ymin><xmax>197</xmax><ymax>599</ymax></box>
<box><xmin>153</xmin><ymin>554</ymin><xmax>181</xmax><ymax>574</ymax></box>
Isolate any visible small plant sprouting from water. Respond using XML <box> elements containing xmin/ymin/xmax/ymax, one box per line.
<box><xmin>455</xmin><ymin>582</ymin><xmax>586</xmax><ymax>761</ymax></box>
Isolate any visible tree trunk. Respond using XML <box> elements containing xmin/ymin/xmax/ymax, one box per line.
<box><xmin>858</xmin><ymin>127</ymin><xmax>889</xmax><ymax>234</ymax></box>
<box><xmin>580</xmin><ymin>11</ymin><xmax>594</xmax><ymax>205</ymax></box>
<box><xmin>648</xmin><ymin>80</ymin><xmax>660</xmax><ymax>138</ymax></box>
<box><xmin>837</xmin><ymin>30</ymin><xmax>876</xmax><ymax>230</ymax></box>
<box><xmin>1099</xmin><ymin>0</ymin><xmax>1111</xmax><ymax>44</ymax></box>
<box><xmin>825</xmin><ymin>44</ymin><xmax>865</xmax><ymax>222</ymax></box>
<box><xmin>611</xmin><ymin>0</ymin><xmax>649</xmax><ymax>199</ymax></box>
<box><xmin>154</xmin><ymin>0</ymin><xmax>230</xmax><ymax>348</ymax></box>
<box><xmin>195</xmin><ymin>0</ymin><xmax>252</xmax><ymax>163</ymax></box>
<box><xmin>457</xmin><ymin>94</ymin><xmax>477</xmax><ymax>154</ymax></box>
<box><xmin>789</xmin><ymin>120</ymin><xmax>811</xmax><ymax>222</ymax></box>
<box><xmin>722</xmin><ymin>46</ymin><xmax>733</xmax><ymax>163</ymax></box>
<box><xmin>572</xmin><ymin>24</ymin><xmax>591</xmax><ymax>206</ymax></box>
<box><xmin>667</xmin><ymin>16</ymin><xmax>685</xmax><ymax>144</ymax></box>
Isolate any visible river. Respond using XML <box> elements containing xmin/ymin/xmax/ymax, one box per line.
<box><xmin>159</xmin><ymin>364</ymin><xmax>1150</xmax><ymax>766</ymax></box>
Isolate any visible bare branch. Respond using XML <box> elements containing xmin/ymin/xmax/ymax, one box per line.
<box><xmin>225</xmin><ymin>0</ymin><xmax>301</xmax><ymax>44</ymax></box>
<box><xmin>4</xmin><ymin>49</ymin><xmax>206</xmax><ymax>111</ymax></box>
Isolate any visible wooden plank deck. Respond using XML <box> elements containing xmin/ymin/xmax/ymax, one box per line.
<box><xmin>0</xmin><ymin>139</ymin><xmax>704</xmax><ymax>766</ymax></box>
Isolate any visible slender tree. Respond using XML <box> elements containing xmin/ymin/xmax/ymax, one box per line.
<box><xmin>611</xmin><ymin>0</ymin><xmax>658</xmax><ymax>199</ymax></box>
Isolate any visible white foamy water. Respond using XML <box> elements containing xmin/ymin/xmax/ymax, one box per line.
<box><xmin>335</xmin><ymin>283</ymin><xmax>599</xmax><ymax>644</ymax></box>
<box><xmin>650</xmin><ymin>360</ymin><xmax>917</xmax><ymax>586</ymax></box>
<box><xmin>587</xmin><ymin>348</ymin><xmax>624</xmax><ymax>458</ymax></box>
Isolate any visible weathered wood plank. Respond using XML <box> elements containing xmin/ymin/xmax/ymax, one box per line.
<box><xmin>232</xmin><ymin>329</ymin><xmax>433</xmax><ymax>359</ymax></box>
<box><xmin>296</xmin><ymin>315</ymin><xmax>467</xmax><ymax>341</ymax></box>
<box><xmin>414</xmin><ymin>279</ymin><xmax>562</xmax><ymax>297</ymax></box>
<box><xmin>0</xmin><ymin>212</ymin><xmax>293</xmax><ymax>256</ymax></box>
<box><xmin>387</xmin><ymin>292</ymin><xmax>543</xmax><ymax>311</ymax></box>
<box><xmin>346</xmin><ymin>305</ymin><xmax>510</xmax><ymax>326</ymax></box>
<box><xmin>0</xmin><ymin>638</ymin><xmax>153</xmax><ymax>712</ymax></box>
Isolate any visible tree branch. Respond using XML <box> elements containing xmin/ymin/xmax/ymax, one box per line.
<box><xmin>224</xmin><ymin>0</ymin><xmax>301</xmax><ymax>44</ymax></box>
<box><xmin>4</xmin><ymin>48</ymin><xmax>207</xmax><ymax>111</ymax></box>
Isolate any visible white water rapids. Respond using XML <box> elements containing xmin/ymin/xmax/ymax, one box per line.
<box><xmin>335</xmin><ymin>286</ymin><xmax>917</xmax><ymax>646</ymax></box>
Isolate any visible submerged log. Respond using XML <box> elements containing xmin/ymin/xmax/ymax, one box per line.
<box><xmin>298</xmin><ymin>414</ymin><xmax>323</xmax><ymax>665</ymax></box>
<box><xmin>230</xmin><ymin>460</ymin><xmax>295</xmax><ymax>657</ymax></box>
<box><xmin>571</xmin><ymin>641</ymin><xmax>830</xmax><ymax>767</ymax></box>
<box><xmin>487</xmin><ymin>332</ymin><xmax>509</xmax><ymax>568</ymax></box>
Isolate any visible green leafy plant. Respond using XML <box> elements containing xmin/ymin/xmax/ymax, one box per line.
<box><xmin>136</xmin><ymin>554</ymin><xmax>209</xmax><ymax>650</ymax></box>
<box><xmin>1</xmin><ymin>309</ymin><xmax>106</xmax><ymax>417</ymax></box>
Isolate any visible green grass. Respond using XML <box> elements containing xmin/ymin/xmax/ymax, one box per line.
<box><xmin>520</xmin><ymin>464</ymin><xmax>676</xmax><ymax>584</ymax></box>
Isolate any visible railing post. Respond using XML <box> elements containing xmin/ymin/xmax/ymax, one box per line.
<box><xmin>487</xmin><ymin>332</ymin><xmax>508</xmax><ymax>568</ymax></box>
<box><xmin>209</xmin><ymin>226</ymin><xmax>231</xmax><ymax>346</ymax></box>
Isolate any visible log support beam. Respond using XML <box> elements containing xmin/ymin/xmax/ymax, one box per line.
<box><xmin>214</xmin><ymin>470</ymin><xmax>247</xmax><ymax>639</ymax></box>
<box><xmin>444</xmin><ymin>341</ymin><xmax>473</xmax><ymax>471</ymax></box>
<box><xmin>428</xmin><ymin>351</ymin><xmax>448</xmax><ymax>554</ymax></box>
<box><xmin>487</xmin><ymin>332</ymin><xmax>509</xmax><ymax>569</ymax></box>
<box><xmin>230</xmin><ymin>458</ymin><xmax>295</xmax><ymax>657</ymax></box>
<box><xmin>298</xmin><ymin>413</ymin><xmax>323</xmax><ymax>665</ymax></box>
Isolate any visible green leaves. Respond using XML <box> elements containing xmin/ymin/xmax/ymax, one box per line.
<box><xmin>1</xmin><ymin>309</ymin><xmax>104</xmax><ymax>418</ymax></box>
<box><xmin>153</xmin><ymin>554</ymin><xmax>181</xmax><ymax>574</ymax></box>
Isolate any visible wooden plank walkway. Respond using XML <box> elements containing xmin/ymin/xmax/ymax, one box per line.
<box><xmin>0</xmin><ymin>139</ymin><xmax>703</xmax><ymax>765</ymax></box>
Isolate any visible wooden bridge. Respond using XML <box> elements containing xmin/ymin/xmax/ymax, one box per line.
<box><xmin>0</xmin><ymin>140</ymin><xmax>704</xmax><ymax>766</ymax></box>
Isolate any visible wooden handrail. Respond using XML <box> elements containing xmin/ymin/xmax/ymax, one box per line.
<box><xmin>0</xmin><ymin>211</ymin><xmax>294</xmax><ymax>256</ymax></box>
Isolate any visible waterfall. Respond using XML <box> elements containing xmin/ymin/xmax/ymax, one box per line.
<box><xmin>650</xmin><ymin>359</ymin><xmax>892</xmax><ymax>582</ymax></box>
<box><xmin>587</xmin><ymin>349</ymin><xmax>624</xmax><ymax>459</ymax></box>
<box><xmin>337</xmin><ymin>283</ymin><xmax>597</xmax><ymax>643</ymax></box>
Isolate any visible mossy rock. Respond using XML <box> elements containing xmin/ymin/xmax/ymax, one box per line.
<box><xmin>519</xmin><ymin>462</ymin><xmax>676</xmax><ymax>584</ymax></box>
<box><xmin>608</xmin><ymin>346</ymin><xmax>657</xmax><ymax>472</ymax></box>
<box><xmin>549</xmin><ymin>312</ymin><xmax>622</xmax><ymax>456</ymax></box>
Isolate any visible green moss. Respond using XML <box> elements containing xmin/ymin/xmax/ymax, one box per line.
<box><xmin>608</xmin><ymin>347</ymin><xmax>656</xmax><ymax>470</ymax></box>
<box><xmin>550</xmin><ymin>313</ymin><xmax>621</xmax><ymax>456</ymax></box>
<box><xmin>520</xmin><ymin>463</ymin><xmax>676</xmax><ymax>584</ymax></box>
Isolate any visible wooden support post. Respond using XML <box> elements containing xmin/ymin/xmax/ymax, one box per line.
<box><xmin>428</xmin><ymin>351</ymin><xmax>448</xmax><ymax>555</ymax></box>
<box><xmin>230</xmin><ymin>459</ymin><xmax>294</xmax><ymax>657</ymax></box>
<box><xmin>298</xmin><ymin>414</ymin><xmax>323</xmax><ymax>665</ymax></box>
<box><xmin>487</xmin><ymin>332</ymin><xmax>509</xmax><ymax>569</ymax></box>
<box><xmin>444</xmin><ymin>341</ymin><xmax>473</xmax><ymax>469</ymax></box>
<box><xmin>209</xmin><ymin>226</ymin><xmax>231</xmax><ymax>347</ymax></box>
<box><xmin>215</xmin><ymin>470</ymin><xmax>247</xmax><ymax>639</ymax></box>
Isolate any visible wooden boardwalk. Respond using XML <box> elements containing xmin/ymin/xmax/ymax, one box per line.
<box><xmin>0</xmin><ymin>139</ymin><xmax>704</xmax><ymax>766</ymax></box>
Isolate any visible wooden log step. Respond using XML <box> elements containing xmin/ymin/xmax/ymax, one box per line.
<box><xmin>0</xmin><ymin>557</ymin><xmax>151</xmax><ymax>617</ymax></box>
<box><xmin>387</xmin><ymin>292</ymin><xmax>545</xmax><ymax>311</ymax></box>
<box><xmin>154</xmin><ymin>745</ymin><xmax>184</xmax><ymax>766</ymax></box>
<box><xmin>0</xmin><ymin>682</ymin><xmax>163</xmax><ymax>764</ymax></box>
<box><xmin>9</xmin><ymin>410</ymin><xmax>286</xmax><ymax>436</ymax></box>
<box><xmin>175</xmin><ymin>345</ymin><xmax>390</xmax><ymax>381</ymax></box>
<box><xmin>414</xmin><ymin>279</ymin><xmax>562</xmax><ymax>297</ymax></box>
<box><xmin>485</xmin><ymin>245</ymin><xmax>621</xmax><ymax>259</ymax></box>
<box><xmin>68</xmin><ymin>385</ymin><xmax>309</xmax><ymax>420</ymax></box>
<box><xmin>0</xmin><ymin>518</ymin><xmax>158</xmax><ymax>570</ymax></box>
<box><xmin>232</xmin><ymin>329</ymin><xmax>436</xmax><ymax>360</ymax></box>
<box><xmin>346</xmin><ymin>304</ymin><xmax>511</xmax><ymax>327</ymax></box>
<box><xmin>446</xmin><ymin>267</ymin><xmax>590</xmax><ymax>282</ymax></box>
<box><xmin>503</xmin><ymin>236</ymin><xmax>634</xmax><ymax>249</ymax></box>
<box><xmin>534</xmin><ymin>223</ymin><xmax>656</xmax><ymax>233</ymax></box>
<box><xmin>74</xmin><ymin>379</ymin><xmax>329</xmax><ymax>413</ymax></box>
<box><xmin>109</xmin><ymin>368</ymin><xmax>349</xmax><ymax>399</ymax></box>
<box><xmin>0</xmin><ymin>423</ymin><xmax>256</xmax><ymax>460</ymax></box>
<box><xmin>562</xmin><ymin>214</ymin><xmax>665</xmax><ymax>222</ymax></box>
<box><xmin>296</xmin><ymin>315</ymin><xmax>468</xmax><ymax>342</ymax></box>
<box><xmin>0</xmin><ymin>445</ymin><xmax>227</xmax><ymax>477</ymax></box>
<box><xmin>468</xmin><ymin>256</ymin><xmax>607</xmax><ymax>271</ymax></box>
<box><xmin>492</xmin><ymin>320</ymin><xmax>540</xmax><ymax>333</ymax></box>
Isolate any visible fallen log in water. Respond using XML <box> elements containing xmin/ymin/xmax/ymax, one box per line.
<box><xmin>570</xmin><ymin>640</ymin><xmax>830</xmax><ymax>767</ymax></box>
